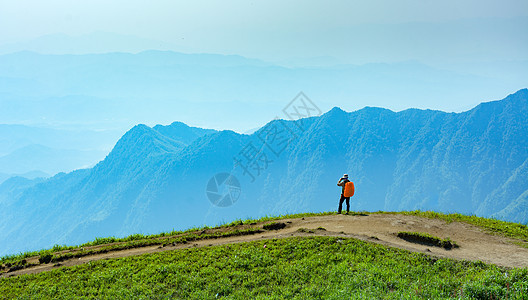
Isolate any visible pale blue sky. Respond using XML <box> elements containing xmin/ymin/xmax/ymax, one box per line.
<box><xmin>1</xmin><ymin>0</ymin><xmax>527</xmax><ymax>64</ymax></box>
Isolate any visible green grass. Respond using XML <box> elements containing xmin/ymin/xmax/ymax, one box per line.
<box><xmin>0</xmin><ymin>211</ymin><xmax>334</xmax><ymax>266</ymax></box>
<box><xmin>1</xmin><ymin>236</ymin><xmax>527</xmax><ymax>299</ymax></box>
<box><xmin>3</xmin><ymin>209</ymin><xmax>528</xmax><ymax>268</ymax></box>
<box><xmin>49</xmin><ymin>228</ymin><xmax>264</xmax><ymax>263</ymax></box>
<box><xmin>0</xmin><ymin>227</ymin><xmax>263</xmax><ymax>273</ymax></box>
<box><xmin>397</xmin><ymin>231</ymin><xmax>459</xmax><ymax>249</ymax></box>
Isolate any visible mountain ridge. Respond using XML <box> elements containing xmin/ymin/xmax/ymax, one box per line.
<box><xmin>0</xmin><ymin>89</ymin><xmax>527</xmax><ymax>256</ymax></box>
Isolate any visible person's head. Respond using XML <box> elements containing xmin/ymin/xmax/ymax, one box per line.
<box><xmin>343</xmin><ymin>174</ymin><xmax>348</xmax><ymax>179</ymax></box>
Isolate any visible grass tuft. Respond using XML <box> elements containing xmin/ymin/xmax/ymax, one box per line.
<box><xmin>397</xmin><ymin>231</ymin><xmax>459</xmax><ymax>249</ymax></box>
<box><xmin>262</xmin><ymin>222</ymin><xmax>287</xmax><ymax>230</ymax></box>
<box><xmin>38</xmin><ymin>253</ymin><xmax>53</xmax><ymax>264</ymax></box>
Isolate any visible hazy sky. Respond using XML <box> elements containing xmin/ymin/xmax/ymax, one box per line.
<box><xmin>0</xmin><ymin>0</ymin><xmax>527</xmax><ymax>133</ymax></box>
<box><xmin>1</xmin><ymin>0</ymin><xmax>527</xmax><ymax>64</ymax></box>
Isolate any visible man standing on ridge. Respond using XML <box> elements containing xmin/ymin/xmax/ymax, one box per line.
<box><xmin>337</xmin><ymin>174</ymin><xmax>354</xmax><ymax>214</ymax></box>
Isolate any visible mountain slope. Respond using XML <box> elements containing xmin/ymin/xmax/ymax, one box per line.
<box><xmin>0</xmin><ymin>90</ymin><xmax>527</xmax><ymax>256</ymax></box>
<box><xmin>0</xmin><ymin>123</ymin><xmax>216</xmax><ymax>255</ymax></box>
<box><xmin>0</xmin><ymin>144</ymin><xmax>105</xmax><ymax>175</ymax></box>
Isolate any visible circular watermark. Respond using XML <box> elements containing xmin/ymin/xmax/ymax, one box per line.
<box><xmin>206</xmin><ymin>173</ymin><xmax>241</xmax><ymax>207</ymax></box>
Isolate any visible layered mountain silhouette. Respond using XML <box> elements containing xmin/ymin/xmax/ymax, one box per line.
<box><xmin>2</xmin><ymin>50</ymin><xmax>523</xmax><ymax>132</ymax></box>
<box><xmin>1</xmin><ymin>90</ymin><xmax>527</xmax><ymax>256</ymax></box>
<box><xmin>0</xmin><ymin>124</ymin><xmax>122</xmax><ymax>183</ymax></box>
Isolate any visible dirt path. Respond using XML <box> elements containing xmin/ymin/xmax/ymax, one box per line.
<box><xmin>3</xmin><ymin>213</ymin><xmax>528</xmax><ymax>278</ymax></box>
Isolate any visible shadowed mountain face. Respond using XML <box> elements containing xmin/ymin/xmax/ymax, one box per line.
<box><xmin>1</xmin><ymin>90</ymin><xmax>527</xmax><ymax>256</ymax></box>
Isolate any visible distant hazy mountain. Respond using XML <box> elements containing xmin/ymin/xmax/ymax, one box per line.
<box><xmin>0</xmin><ymin>90</ymin><xmax>527</xmax><ymax>256</ymax></box>
<box><xmin>0</xmin><ymin>124</ymin><xmax>123</xmax><ymax>178</ymax></box>
<box><xmin>0</xmin><ymin>32</ymin><xmax>187</xmax><ymax>55</ymax></box>
<box><xmin>0</xmin><ymin>144</ymin><xmax>106</xmax><ymax>175</ymax></box>
<box><xmin>0</xmin><ymin>171</ymin><xmax>49</xmax><ymax>185</ymax></box>
<box><xmin>1</xmin><ymin>50</ymin><xmax>524</xmax><ymax>132</ymax></box>
<box><xmin>0</xmin><ymin>125</ymin><xmax>118</xmax><ymax>155</ymax></box>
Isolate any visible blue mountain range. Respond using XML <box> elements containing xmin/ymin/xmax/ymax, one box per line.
<box><xmin>0</xmin><ymin>89</ymin><xmax>527</xmax><ymax>256</ymax></box>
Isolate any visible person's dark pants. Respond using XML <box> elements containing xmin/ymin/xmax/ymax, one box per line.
<box><xmin>338</xmin><ymin>194</ymin><xmax>350</xmax><ymax>214</ymax></box>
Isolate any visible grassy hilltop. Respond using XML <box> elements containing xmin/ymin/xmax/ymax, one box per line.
<box><xmin>1</xmin><ymin>211</ymin><xmax>528</xmax><ymax>299</ymax></box>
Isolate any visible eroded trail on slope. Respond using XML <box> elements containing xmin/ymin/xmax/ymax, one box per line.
<box><xmin>3</xmin><ymin>213</ymin><xmax>528</xmax><ymax>278</ymax></box>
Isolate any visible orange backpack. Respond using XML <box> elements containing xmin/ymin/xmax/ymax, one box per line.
<box><xmin>344</xmin><ymin>181</ymin><xmax>355</xmax><ymax>197</ymax></box>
